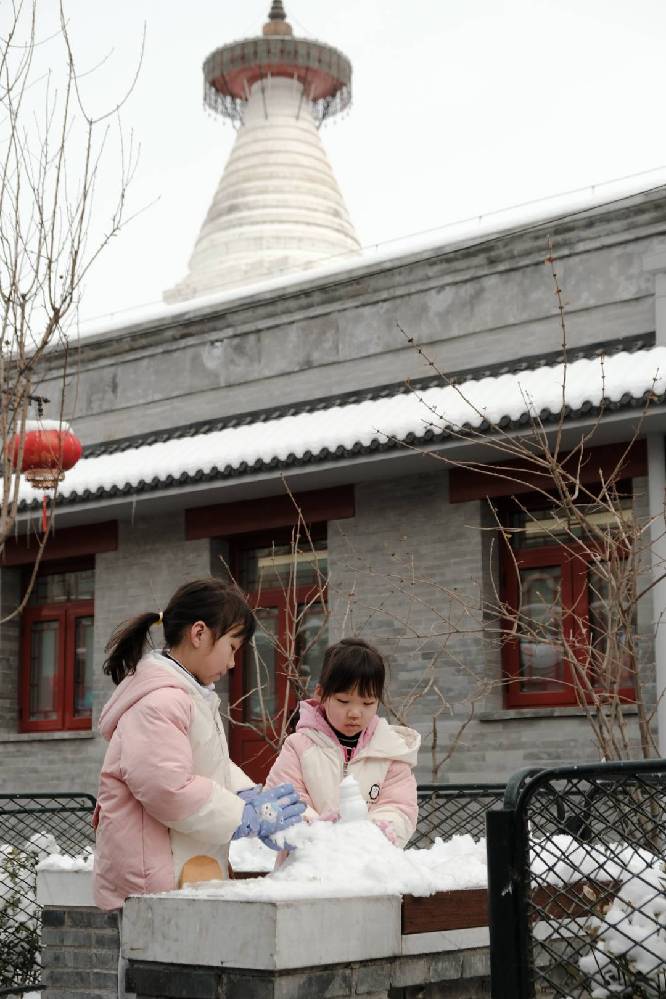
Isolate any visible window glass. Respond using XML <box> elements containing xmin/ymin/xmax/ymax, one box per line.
<box><xmin>238</xmin><ymin>538</ymin><xmax>329</xmax><ymax>724</ymax></box>
<box><xmin>295</xmin><ymin>604</ymin><xmax>328</xmax><ymax>694</ymax></box>
<box><xmin>587</xmin><ymin>565</ymin><xmax>636</xmax><ymax>691</ymax></box>
<box><xmin>245</xmin><ymin>607</ymin><xmax>279</xmax><ymax>720</ymax></box>
<box><xmin>73</xmin><ymin>616</ymin><xmax>94</xmax><ymax>717</ymax></box>
<box><xmin>517</xmin><ymin>565</ymin><xmax>564</xmax><ymax>693</ymax></box>
<box><xmin>239</xmin><ymin>540</ymin><xmax>327</xmax><ymax>593</ymax></box>
<box><xmin>509</xmin><ymin>500</ymin><xmax>632</xmax><ymax>550</ymax></box>
<box><xmin>28</xmin><ymin>620</ymin><xmax>59</xmax><ymax>720</ymax></box>
<box><xmin>30</xmin><ymin>568</ymin><xmax>94</xmax><ymax>605</ymax></box>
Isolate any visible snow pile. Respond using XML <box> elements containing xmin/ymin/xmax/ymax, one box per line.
<box><xmin>19</xmin><ymin>346</ymin><xmax>666</xmax><ymax>503</ymax></box>
<box><xmin>530</xmin><ymin>835</ymin><xmax>666</xmax><ymax>998</ymax></box>
<box><xmin>175</xmin><ymin>820</ymin><xmax>487</xmax><ymax>901</ymax></box>
<box><xmin>30</xmin><ymin>830</ymin><xmax>93</xmax><ymax>872</ymax></box>
<box><xmin>0</xmin><ymin>833</ymin><xmax>52</xmax><ymax>987</ymax></box>
<box><xmin>25</xmin><ymin>832</ymin><xmax>60</xmax><ymax>861</ymax></box>
<box><xmin>229</xmin><ymin>836</ymin><xmax>277</xmax><ymax>874</ymax></box>
<box><xmin>577</xmin><ymin>870</ymin><xmax>666</xmax><ymax>998</ymax></box>
<box><xmin>530</xmin><ymin>835</ymin><xmax>661</xmax><ymax>886</ymax></box>
<box><xmin>35</xmin><ymin>849</ymin><xmax>93</xmax><ymax>873</ymax></box>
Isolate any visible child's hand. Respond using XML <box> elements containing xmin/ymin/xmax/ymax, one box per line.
<box><xmin>232</xmin><ymin>784</ymin><xmax>305</xmax><ymax>842</ymax></box>
<box><xmin>259</xmin><ymin>832</ymin><xmax>296</xmax><ymax>852</ymax></box>
<box><xmin>319</xmin><ymin>809</ymin><xmax>340</xmax><ymax>823</ymax></box>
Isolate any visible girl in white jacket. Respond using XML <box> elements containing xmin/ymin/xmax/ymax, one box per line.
<box><xmin>266</xmin><ymin>638</ymin><xmax>420</xmax><ymax>847</ymax></box>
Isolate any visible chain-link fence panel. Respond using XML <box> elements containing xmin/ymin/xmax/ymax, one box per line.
<box><xmin>412</xmin><ymin>783</ymin><xmax>505</xmax><ymax>847</ymax></box>
<box><xmin>0</xmin><ymin>793</ymin><xmax>96</xmax><ymax>996</ymax></box>
<box><xmin>487</xmin><ymin>761</ymin><xmax>666</xmax><ymax>999</ymax></box>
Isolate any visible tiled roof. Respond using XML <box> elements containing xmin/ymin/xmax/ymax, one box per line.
<box><xmin>18</xmin><ymin>334</ymin><xmax>663</xmax><ymax>512</ymax></box>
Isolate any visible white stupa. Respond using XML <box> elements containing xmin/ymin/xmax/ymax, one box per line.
<box><xmin>164</xmin><ymin>2</ymin><xmax>360</xmax><ymax>303</ymax></box>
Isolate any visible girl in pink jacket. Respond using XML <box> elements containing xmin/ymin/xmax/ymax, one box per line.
<box><xmin>266</xmin><ymin>638</ymin><xmax>420</xmax><ymax>847</ymax></box>
<box><xmin>93</xmin><ymin>578</ymin><xmax>304</xmax><ymax>910</ymax></box>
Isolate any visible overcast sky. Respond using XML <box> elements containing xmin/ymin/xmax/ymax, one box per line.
<box><xmin>28</xmin><ymin>0</ymin><xmax>666</xmax><ymax>327</ymax></box>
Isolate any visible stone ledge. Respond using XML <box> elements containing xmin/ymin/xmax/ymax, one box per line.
<box><xmin>38</xmin><ymin>870</ymin><xmax>95</xmax><ymax>908</ymax></box>
<box><xmin>478</xmin><ymin>705</ymin><xmax>639</xmax><ymax>722</ymax></box>
<box><xmin>123</xmin><ymin>894</ymin><xmax>402</xmax><ymax>971</ymax></box>
<box><xmin>0</xmin><ymin>729</ymin><xmax>95</xmax><ymax>742</ymax></box>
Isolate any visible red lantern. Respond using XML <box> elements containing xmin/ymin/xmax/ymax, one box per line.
<box><xmin>11</xmin><ymin>419</ymin><xmax>83</xmax><ymax>532</ymax></box>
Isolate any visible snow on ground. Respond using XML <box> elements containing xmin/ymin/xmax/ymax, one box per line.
<box><xmin>19</xmin><ymin>345</ymin><xmax>666</xmax><ymax>505</ymax></box>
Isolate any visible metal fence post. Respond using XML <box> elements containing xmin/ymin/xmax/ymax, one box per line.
<box><xmin>487</xmin><ymin>806</ymin><xmax>526</xmax><ymax>999</ymax></box>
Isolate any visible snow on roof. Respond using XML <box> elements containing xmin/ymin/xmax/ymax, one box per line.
<box><xmin>18</xmin><ymin>345</ymin><xmax>666</xmax><ymax>509</ymax></box>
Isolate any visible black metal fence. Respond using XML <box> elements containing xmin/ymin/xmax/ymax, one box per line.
<box><xmin>0</xmin><ymin>783</ymin><xmax>501</xmax><ymax>993</ymax></box>
<box><xmin>0</xmin><ymin>793</ymin><xmax>96</xmax><ymax>996</ymax></box>
<box><xmin>412</xmin><ymin>782</ymin><xmax>505</xmax><ymax>847</ymax></box>
<box><xmin>487</xmin><ymin>760</ymin><xmax>666</xmax><ymax>999</ymax></box>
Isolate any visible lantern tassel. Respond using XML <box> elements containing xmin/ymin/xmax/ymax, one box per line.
<box><xmin>41</xmin><ymin>494</ymin><xmax>48</xmax><ymax>534</ymax></box>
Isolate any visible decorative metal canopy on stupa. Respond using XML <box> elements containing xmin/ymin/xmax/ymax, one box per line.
<box><xmin>164</xmin><ymin>1</ymin><xmax>360</xmax><ymax>303</ymax></box>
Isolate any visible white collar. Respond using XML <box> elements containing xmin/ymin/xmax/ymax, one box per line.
<box><xmin>159</xmin><ymin>650</ymin><xmax>217</xmax><ymax>701</ymax></box>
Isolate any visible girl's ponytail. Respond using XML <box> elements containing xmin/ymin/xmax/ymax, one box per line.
<box><xmin>103</xmin><ymin>612</ymin><xmax>161</xmax><ymax>685</ymax></box>
<box><xmin>102</xmin><ymin>578</ymin><xmax>255</xmax><ymax>686</ymax></box>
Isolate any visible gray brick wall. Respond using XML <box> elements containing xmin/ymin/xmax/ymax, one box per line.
<box><xmin>126</xmin><ymin>950</ymin><xmax>490</xmax><ymax>998</ymax></box>
<box><xmin>0</xmin><ymin>473</ymin><xmax>657</xmax><ymax>795</ymax></box>
<box><xmin>0</xmin><ymin>511</ymin><xmax>211</xmax><ymax>796</ymax></box>
<box><xmin>33</xmin><ymin>194</ymin><xmax>666</xmax><ymax>446</ymax></box>
<box><xmin>41</xmin><ymin>905</ymin><xmax>120</xmax><ymax>998</ymax></box>
<box><xmin>327</xmin><ymin>469</ymin><xmax>489</xmax><ymax>783</ymax></box>
<box><xmin>41</xmin><ymin>900</ymin><xmax>490</xmax><ymax>999</ymax></box>
<box><xmin>328</xmin><ymin>469</ymin><xmax>656</xmax><ymax>784</ymax></box>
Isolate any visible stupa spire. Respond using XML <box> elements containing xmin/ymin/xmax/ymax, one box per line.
<box><xmin>164</xmin><ymin>2</ymin><xmax>359</xmax><ymax>303</ymax></box>
<box><xmin>263</xmin><ymin>1</ymin><xmax>291</xmax><ymax>35</ymax></box>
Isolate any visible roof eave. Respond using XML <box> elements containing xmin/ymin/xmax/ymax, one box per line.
<box><xmin>15</xmin><ymin>403</ymin><xmax>666</xmax><ymax>532</ymax></box>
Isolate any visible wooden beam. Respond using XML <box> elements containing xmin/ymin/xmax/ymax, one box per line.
<box><xmin>401</xmin><ymin>888</ymin><xmax>488</xmax><ymax>933</ymax></box>
<box><xmin>2</xmin><ymin>521</ymin><xmax>118</xmax><ymax>566</ymax></box>
<box><xmin>449</xmin><ymin>440</ymin><xmax>647</xmax><ymax>503</ymax></box>
<box><xmin>186</xmin><ymin>486</ymin><xmax>355</xmax><ymax>540</ymax></box>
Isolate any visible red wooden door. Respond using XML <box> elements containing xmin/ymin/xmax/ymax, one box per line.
<box><xmin>229</xmin><ymin>538</ymin><xmax>328</xmax><ymax>782</ymax></box>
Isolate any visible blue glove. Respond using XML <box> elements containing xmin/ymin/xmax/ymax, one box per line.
<box><xmin>232</xmin><ymin>783</ymin><xmax>305</xmax><ymax>842</ymax></box>
<box><xmin>259</xmin><ymin>832</ymin><xmax>293</xmax><ymax>852</ymax></box>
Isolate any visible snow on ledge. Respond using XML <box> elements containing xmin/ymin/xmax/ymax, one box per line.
<box><xmin>36</xmin><ymin>850</ymin><xmax>94</xmax><ymax>873</ymax></box>
<box><xmin>175</xmin><ymin>822</ymin><xmax>486</xmax><ymax>902</ymax></box>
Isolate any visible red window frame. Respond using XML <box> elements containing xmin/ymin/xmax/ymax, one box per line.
<box><xmin>500</xmin><ymin>502</ymin><xmax>636</xmax><ymax>709</ymax></box>
<box><xmin>20</xmin><ymin>558</ymin><xmax>94</xmax><ymax>733</ymax></box>
<box><xmin>228</xmin><ymin>527</ymin><xmax>328</xmax><ymax>782</ymax></box>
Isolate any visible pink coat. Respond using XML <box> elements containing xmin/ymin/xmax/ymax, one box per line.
<box><xmin>93</xmin><ymin>652</ymin><xmax>253</xmax><ymax>910</ymax></box>
<box><xmin>266</xmin><ymin>700</ymin><xmax>420</xmax><ymax>847</ymax></box>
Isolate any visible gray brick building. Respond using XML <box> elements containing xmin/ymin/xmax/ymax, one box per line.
<box><xmin>3</xmin><ymin>187</ymin><xmax>666</xmax><ymax>793</ymax></box>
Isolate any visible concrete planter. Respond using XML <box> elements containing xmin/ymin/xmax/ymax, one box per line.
<box><xmin>234</xmin><ymin>870</ymin><xmax>491</xmax><ymax>935</ymax></box>
<box><xmin>38</xmin><ymin>868</ymin><xmax>493</xmax><ymax>998</ymax></box>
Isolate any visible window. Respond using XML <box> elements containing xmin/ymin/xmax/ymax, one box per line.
<box><xmin>20</xmin><ymin>562</ymin><xmax>94</xmax><ymax>732</ymax></box>
<box><xmin>501</xmin><ymin>497</ymin><xmax>636</xmax><ymax>708</ymax></box>
<box><xmin>229</xmin><ymin>532</ymin><xmax>328</xmax><ymax>781</ymax></box>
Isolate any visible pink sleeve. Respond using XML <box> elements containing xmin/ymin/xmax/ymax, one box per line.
<box><xmin>368</xmin><ymin>760</ymin><xmax>418</xmax><ymax>848</ymax></box>
<box><xmin>266</xmin><ymin>737</ymin><xmax>318</xmax><ymax>816</ymax></box>
<box><xmin>118</xmin><ymin>688</ymin><xmax>219</xmax><ymax>824</ymax></box>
